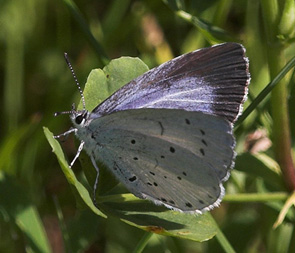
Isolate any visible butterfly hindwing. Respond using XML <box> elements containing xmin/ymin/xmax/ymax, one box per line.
<box><xmin>80</xmin><ymin>109</ymin><xmax>235</xmax><ymax>212</ymax></box>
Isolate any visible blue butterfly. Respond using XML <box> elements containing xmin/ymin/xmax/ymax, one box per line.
<box><xmin>55</xmin><ymin>43</ymin><xmax>250</xmax><ymax>213</ymax></box>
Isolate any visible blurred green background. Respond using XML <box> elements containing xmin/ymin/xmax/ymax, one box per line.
<box><xmin>1</xmin><ymin>0</ymin><xmax>295</xmax><ymax>252</ymax></box>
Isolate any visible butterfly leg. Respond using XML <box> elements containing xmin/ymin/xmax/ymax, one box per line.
<box><xmin>91</xmin><ymin>155</ymin><xmax>100</xmax><ymax>207</ymax></box>
<box><xmin>54</xmin><ymin>128</ymin><xmax>77</xmax><ymax>139</ymax></box>
<box><xmin>69</xmin><ymin>141</ymin><xmax>84</xmax><ymax>168</ymax></box>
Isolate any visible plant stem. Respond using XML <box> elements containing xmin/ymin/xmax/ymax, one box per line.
<box><xmin>224</xmin><ymin>192</ymin><xmax>289</xmax><ymax>202</ymax></box>
<box><xmin>132</xmin><ymin>232</ymin><xmax>153</xmax><ymax>253</ymax></box>
<box><xmin>261</xmin><ymin>0</ymin><xmax>295</xmax><ymax>191</ymax></box>
<box><xmin>269</xmin><ymin>47</ymin><xmax>295</xmax><ymax>190</ymax></box>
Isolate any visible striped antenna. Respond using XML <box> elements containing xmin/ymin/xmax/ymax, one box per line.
<box><xmin>54</xmin><ymin>104</ymin><xmax>76</xmax><ymax>117</ymax></box>
<box><xmin>64</xmin><ymin>52</ymin><xmax>86</xmax><ymax>110</ymax></box>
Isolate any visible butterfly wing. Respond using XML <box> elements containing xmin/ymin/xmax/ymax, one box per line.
<box><xmin>81</xmin><ymin>109</ymin><xmax>234</xmax><ymax>213</ymax></box>
<box><xmin>91</xmin><ymin>43</ymin><xmax>250</xmax><ymax>123</ymax></box>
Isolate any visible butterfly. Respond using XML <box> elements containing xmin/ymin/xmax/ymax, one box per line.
<box><xmin>55</xmin><ymin>42</ymin><xmax>250</xmax><ymax>214</ymax></box>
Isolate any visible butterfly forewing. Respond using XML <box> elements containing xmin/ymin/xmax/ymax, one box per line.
<box><xmin>91</xmin><ymin>43</ymin><xmax>249</xmax><ymax>123</ymax></box>
<box><xmin>80</xmin><ymin>109</ymin><xmax>235</xmax><ymax>212</ymax></box>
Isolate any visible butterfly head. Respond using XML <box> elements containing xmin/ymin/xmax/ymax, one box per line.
<box><xmin>54</xmin><ymin>103</ymin><xmax>89</xmax><ymax>129</ymax></box>
<box><xmin>69</xmin><ymin>103</ymin><xmax>89</xmax><ymax>128</ymax></box>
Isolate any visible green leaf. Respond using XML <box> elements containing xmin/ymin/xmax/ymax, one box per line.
<box><xmin>103</xmin><ymin>57</ymin><xmax>149</xmax><ymax>95</ymax></box>
<box><xmin>0</xmin><ymin>173</ymin><xmax>51</xmax><ymax>252</ymax></box>
<box><xmin>79</xmin><ymin>57</ymin><xmax>149</xmax><ymax>111</ymax></box>
<box><xmin>235</xmin><ymin>153</ymin><xmax>285</xmax><ymax>190</ymax></box>
<box><xmin>43</xmin><ymin>127</ymin><xmax>107</xmax><ymax>218</ymax></box>
<box><xmin>98</xmin><ymin>193</ymin><xmax>218</xmax><ymax>242</ymax></box>
<box><xmin>0</xmin><ymin>121</ymin><xmax>38</xmax><ymax>175</ymax></box>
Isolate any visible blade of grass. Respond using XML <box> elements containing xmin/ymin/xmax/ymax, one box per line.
<box><xmin>208</xmin><ymin>214</ymin><xmax>235</xmax><ymax>253</ymax></box>
<box><xmin>62</xmin><ymin>0</ymin><xmax>109</xmax><ymax>66</ymax></box>
<box><xmin>236</xmin><ymin>56</ymin><xmax>295</xmax><ymax>126</ymax></box>
<box><xmin>163</xmin><ymin>0</ymin><xmax>235</xmax><ymax>43</ymax></box>
<box><xmin>0</xmin><ymin>173</ymin><xmax>51</xmax><ymax>252</ymax></box>
<box><xmin>273</xmin><ymin>191</ymin><xmax>295</xmax><ymax>229</ymax></box>
<box><xmin>175</xmin><ymin>10</ymin><xmax>234</xmax><ymax>43</ymax></box>
<box><xmin>53</xmin><ymin>196</ymin><xmax>73</xmax><ymax>252</ymax></box>
<box><xmin>132</xmin><ymin>232</ymin><xmax>153</xmax><ymax>253</ymax></box>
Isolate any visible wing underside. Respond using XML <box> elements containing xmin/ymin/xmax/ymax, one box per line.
<box><xmin>83</xmin><ymin>109</ymin><xmax>235</xmax><ymax>212</ymax></box>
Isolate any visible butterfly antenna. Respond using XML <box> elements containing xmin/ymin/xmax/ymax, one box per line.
<box><xmin>54</xmin><ymin>103</ymin><xmax>77</xmax><ymax>117</ymax></box>
<box><xmin>54</xmin><ymin>111</ymin><xmax>72</xmax><ymax>117</ymax></box>
<box><xmin>64</xmin><ymin>52</ymin><xmax>86</xmax><ymax>110</ymax></box>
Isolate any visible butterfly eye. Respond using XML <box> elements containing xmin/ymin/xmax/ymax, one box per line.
<box><xmin>75</xmin><ymin>115</ymin><xmax>84</xmax><ymax>124</ymax></box>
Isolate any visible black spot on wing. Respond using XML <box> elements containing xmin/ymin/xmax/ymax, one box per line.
<box><xmin>185</xmin><ymin>202</ymin><xmax>192</xmax><ymax>208</ymax></box>
<box><xmin>129</xmin><ymin>176</ymin><xmax>137</xmax><ymax>182</ymax></box>
<box><xmin>202</xmin><ymin>139</ymin><xmax>207</xmax><ymax>146</ymax></box>
<box><xmin>200</xmin><ymin>148</ymin><xmax>205</xmax><ymax>156</ymax></box>
<box><xmin>161</xmin><ymin>198</ymin><xmax>167</xmax><ymax>203</ymax></box>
